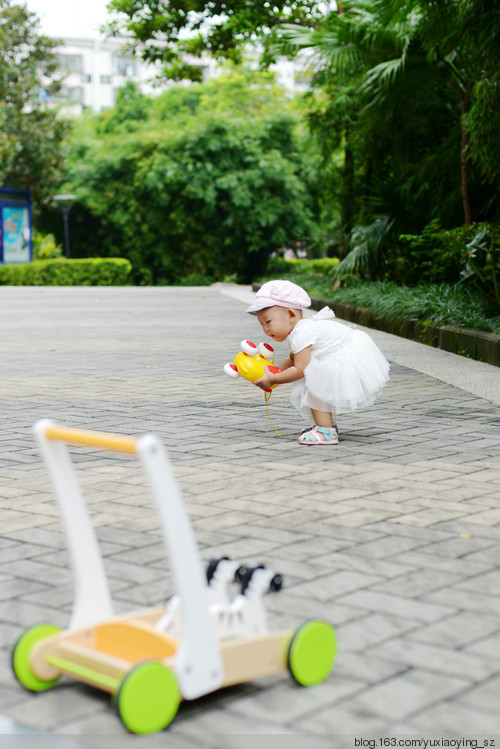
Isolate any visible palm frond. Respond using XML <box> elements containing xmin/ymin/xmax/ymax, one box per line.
<box><xmin>332</xmin><ymin>215</ymin><xmax>396</xmax><ymax>279</ymax></box>
<box><xmin>274</xmin><ymin>23</ymin><xmax>366</xmax><ymax>75</ymax></box>
<box><xmin>276</xmin><ymin>23</ymin><xmax>316</xmax><ymax>50</ymax></box>
<box><xmin>362</xmin><ymin>56</ymin><xmax>407</xmax><ymax>90</ymax></box>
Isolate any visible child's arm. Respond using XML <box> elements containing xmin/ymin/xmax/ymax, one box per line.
<box><xmin>255</xmin><ymin>347</ymin><xmax>311</xmax><ymax>390</ymax></box>
<box><xmin>278</xmin><ymin>354</ymin><xmax>294</xmax><ymax>371</ymax></box>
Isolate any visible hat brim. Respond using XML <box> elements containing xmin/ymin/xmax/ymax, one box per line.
<box><xmin>246</xmin><ymin>297</ymin><xmax>307</xmax><ymax>315</ymax></box>
<box><xmin>246</xmin><ymin>299</ymin><xmax>274</xmax><ymax>314</ymax></box>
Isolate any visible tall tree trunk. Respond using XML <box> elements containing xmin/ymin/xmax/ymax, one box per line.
<box><xmin>340</xmin><ymin>124</ymin><xmax>355</xmax><ymax>258</ymax></box>
<box><xmin>460</xmin><ymin>82</ymin><xmax>473</xmax><ymax>225</ymax></box>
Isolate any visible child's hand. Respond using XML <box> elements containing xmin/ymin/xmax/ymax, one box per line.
<box><xmin>254</xmin><ymin>366</ymin><xmax>275</xmax><ymax>390</ymax></box>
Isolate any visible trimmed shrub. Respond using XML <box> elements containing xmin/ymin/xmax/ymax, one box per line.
<box><xmin>267</xmin><ymin>257</ymin><xmax>339</xmax><ymax>276</ymax></box>
<box><xmin>394</xmin><ymin>221</ymin><xmax>500</xmax><ymax>292</ymax></box>
<box><xmin>61</xmin><ymin>113</ymin><xmax>320</xmax><ymax>284</ymax></box>
<box><xmin>0</xmin><ymin>258</ymin><xmax>132</xmax><ymax>286</ymax></box>
<box><xmin>305</xmin><ymin>258</ymin><xmax>341</xmax><ymax>275</ymax></box>
<box><xmin>32</xmin><ymin>230</ymin><xmax>64</xmax><ymax>260</ymax></box>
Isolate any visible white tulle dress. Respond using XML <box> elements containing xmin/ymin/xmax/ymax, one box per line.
<box><xmin>289</xmin><ymin>307</ymin><xmax>390</xmax><ymax>418</ymax></box>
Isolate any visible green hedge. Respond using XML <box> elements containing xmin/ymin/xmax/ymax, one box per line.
<box><xmin>267</xmin><ymin>257</ymin><xmax>340</xmax><ymax>275</ymax></box>
<box><xmin>0</xmin><ymin>258</ymin><xmax>132</xmax><ymax>286</ymax></box>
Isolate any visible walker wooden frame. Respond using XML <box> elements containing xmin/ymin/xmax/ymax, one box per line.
<box><xmin>11</xmin><ymin>420</ymin><xmax>337</xmax><ymax>734</ymax></box>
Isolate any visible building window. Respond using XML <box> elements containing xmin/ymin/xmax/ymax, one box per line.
<box><xmin>81</xmin><ymin>73</ymin><xmax>92</xmax><ymax>83</ymax></box>
<box><xmin>100</xmin><ymin>74</ymin><xmax>112</xmax><ymax>84</ymax></box>
<box><xmin>38</xmin><ymin>87</ymin><xmax>54</xmax><ymax>102</ymax></box>
<box><xmin>191</xmin><ymin>63</ymin><xmax>209</xmax><ymax>81</ymax></box>
<box><xmin>61</xmin><ymin>85</ymin><xmax>84</xmax><ymax>102</ymax></box>
<box><xmin>57</xmin><ymin>54</ymin><xmax>84</xmax><ymax>73</ymax></box>
<box><xmin>113</xmin><ymin>55</ymin><xmax>136</xmax><ymax>77</ymax></box>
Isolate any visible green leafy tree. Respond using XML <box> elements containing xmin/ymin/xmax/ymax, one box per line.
<box><xmin>431</xmin><ymin>0</ymin><xmax>500</xmax><ymax>214</ymax></box>
<box><xmin>276</xmin><ymin>0</ymin><xmax>500</xmax><ymax>277</ymax></box>
<box><xmin>97</xmin><ymin>80</ymin><xmax>150</xmax><ymax>133</ymax></box>
<box><xmin>366</xmin><ymin>0</ymin><xmax>500</xmax><ymax>226</ymax></box>
<box><xmin>0</xmin><ymin>0</ymin><xmax>70</xmax><ymax>206</ymax></box>
<box><xmin>150</xmin><ymin>64</ymin><xmax>296</xmax><ymax>120</ymax></box>
<box><xmin>53</xmin><ymin>72</ymin><xmax>321</xmax><ymax>283</ymax></box>
<box><xmin>105</xmin><ymin>0</ymin><xmax>326</xmax><ymax>80</ymax></box>
<box><xmin>104</xmin><ymin>1</ymin><xmax>500</xmax><ymax>268</ymax></box>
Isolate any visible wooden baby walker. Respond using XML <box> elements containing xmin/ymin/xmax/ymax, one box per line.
<box><xmin>11</xmin><ymin>420</ymin><xmax>337</xmax><ymax>734</ymax></box>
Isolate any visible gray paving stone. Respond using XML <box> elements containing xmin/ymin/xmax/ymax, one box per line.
<box><xmin>216</xmin><ymin>677</ymin><xmax>361</xmax><ymax>726</ymax></box>
<box><xmin>6</xmin><ymin>684</ymin><xmax>110</xmax><ymax>731</ymax></box>
<box><xmin>313</xmin><ymin>551</ymin><xmax>416</xmax><ymax>579</ymax></box>
<box><xmin>350</xmin><ymin>669</ymin><xmax>470</xmax><ymax>722</ymax></box>
<box><xmin>368</xmin><ymin>637</ymin><xmax>499</xmax><ymax>681</ymax></box>
<box><xmin>453</xmin><ymin>569</ymin><xmax>500</xmax><ymax>596</ymax></box>
<box><xmin>387</xmin><ymin>549</ymin><xmax>493</xmax><ymax>578</ymax></box>
<box><xmin>424</xmin><ymin>587</ymin><xmax>500</xmax><ymax>618</ymax></box>
<box><xmin>339</xmin><ymin>535</ymin><xmax>427</xmax><ymax>559</ymax></box>
<box><xmin>406</xmin><ymin>611</ymin><xmax>500</xmax><ymax>648</ymax></box>
<box><xmin>466</xmin><ymin>635</ymin><xmax>500</xmax><ymax>660</ymax></box>
<box><xmin>337</xmin><ymin>612</ymin><xmax>418</xmax><ymax>652</ymax></box>
<box><xmin>333</xmin><ymin>650</ymin><xmax>406</xmax><ymax>684</ymax></box>
<box><xmin>335</xmin><ymin>589</ymin><xmax>456</xmax><ymax>623</ymax></box>
<box><xmin>294</xmin><ymin>706</ymin><xmax>399</xmax><ymax>735</ymax></box>
<box><xmin>409</xmin><ymin>535</ymin><xmax>498</xmax><ymax>557</ymax></box>
<box><xmin>0</xmin><ymin>285</ymin><xmax>499</xmax><ymax>739</ymax></box>
<box><xmin>370</xmin><ymin>568</ymin><xmax>464</xmax><ymax>598</ymax></box>
<box><xmin>407</xmin><ymin>700</ymin><xmax>500</xmax><ymax>733</ymax></box>
<box><xmin>291</xmin><ymin>569</ymin><xmax>386</xmax><ymax>601</ymax></box>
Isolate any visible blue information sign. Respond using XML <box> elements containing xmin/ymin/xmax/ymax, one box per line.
<box><xmin>2</xmin><ymin>206</ymin><xmax>31</xmax><ymax>263</ymax></box>
<box><xmin>0</xmin><ymin>188</ymin><xmax>33</xmax><ymax>264</ymax></box>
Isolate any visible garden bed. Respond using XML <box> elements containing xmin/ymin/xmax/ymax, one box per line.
<box><xmin>252</xmin><ymin>283</ymin><xmax>500</xmax><ymax>367</ymax></box>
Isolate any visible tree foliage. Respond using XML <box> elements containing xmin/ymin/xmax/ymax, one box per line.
<box><xmin>275</xmin><ymin>0</ymin><xmax>500</xmax><ymax>276</ymax></box>
<box><xmin>105</xmin><ymin>0</ymin><xmax>326</xmax><ymax>80</ymax></box>
<box><xmin>0</xmin><ymin>0</ymin><xmax>70</xmax><ymax>206</ymax></box>
<box><xmin>104</xmin><ymin>0</ymin><xmax>500</xmax><ymax>284</ymax></box>
<box><xmin>49</xmin><ymin>73</ymin><xmax>321</xmax><ymax>283</ymax></box>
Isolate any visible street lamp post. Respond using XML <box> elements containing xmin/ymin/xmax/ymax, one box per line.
<box><xmin>54</xmin><ymin>194</ymin><xmax>77</xmax><ymax>258</ymax></box>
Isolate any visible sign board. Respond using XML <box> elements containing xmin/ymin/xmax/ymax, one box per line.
<box><xmin>0</xmin><ymin>188</ymin><xmax>33</xmax><ymax>264</ymax></box>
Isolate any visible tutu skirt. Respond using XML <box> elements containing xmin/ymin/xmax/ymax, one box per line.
<box><xmin>290</xmin><ymin>329</ymin><xmax>390</xmax><ymax>418</ymax></box>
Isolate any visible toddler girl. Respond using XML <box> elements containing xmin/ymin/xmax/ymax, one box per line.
<box><xmin>248</xmin><ymin>279</ymin><xmax>390</xmax><ymax>445</ymax></box>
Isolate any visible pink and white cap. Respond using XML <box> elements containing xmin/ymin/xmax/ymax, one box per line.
<box><xmin>246</xmin><ymin>280</ymin><xmax>311</xmax><ymax>315</ymax></box>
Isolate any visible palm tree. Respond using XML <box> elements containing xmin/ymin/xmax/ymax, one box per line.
<box><xmin>416</xmin><ymin>0</ymin><xmax>500</xmax><ymax>223</ymax></box>
<box><xmin>276</xmin><ymin>0</ymin><xmax>500</xmax><ymax>275</ymax></box>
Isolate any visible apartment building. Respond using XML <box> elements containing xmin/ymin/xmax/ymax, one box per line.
<box><xmin>49</xmin><ymin>35</ymin><xmax>310</xmax><ymax>115</ymax></box>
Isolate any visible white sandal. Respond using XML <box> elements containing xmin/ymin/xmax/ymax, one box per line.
<box><xmin>298</xmin><ymin>426</ymin><xmax>339</xmax><ymax>446</ymax></box>
<box><xmin>300</xmin><ymin>423</ymin><xmax>337</xmax><ymax>436</ymax></box>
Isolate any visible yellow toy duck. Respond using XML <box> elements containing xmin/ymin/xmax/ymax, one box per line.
<box><xmin>224</xmin><ymin>340</ymin><xmax>281</xmax><ymax>392</ymax></box>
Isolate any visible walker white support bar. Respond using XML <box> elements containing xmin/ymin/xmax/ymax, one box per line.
<box><xmin>33</xmin><ymin>420</ymin><xmax>114</xmax><ymax>630</ymax></box>
<box><xmin>33</xmin><ymin>421</ymin><xmax>224</xmax><ymax>700</ymax></box>
<box><xmin>136</xmin><ymin>435</ymin><xmax>224</xmax><ymax>700</ymax></box>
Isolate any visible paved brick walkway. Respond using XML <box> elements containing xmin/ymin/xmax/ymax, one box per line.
<box><xmin>0</xmin><ymin>286</ymin><xmax>499</xmax><ymax>748</ymax></box>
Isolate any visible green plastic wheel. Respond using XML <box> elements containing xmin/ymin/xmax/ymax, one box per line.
<box><xmin>11</xmin><ymin>623</ymin><xmax>61</xmax><ymax>692</ymax></box>
<box><xmin>116</xmin><ymin>661</ymin><xmax>181</xmax><ymax>734</ymax></box>
<box><xmin>287</xmin><ymin>620</ymin><xmax>337</xmax><ymax>687</ymax></box>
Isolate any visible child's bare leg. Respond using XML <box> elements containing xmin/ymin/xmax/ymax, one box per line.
<box><xmin>311</xmin><ymin>408</ymin><xmax>333</xmax><ymax>429</ymax></box>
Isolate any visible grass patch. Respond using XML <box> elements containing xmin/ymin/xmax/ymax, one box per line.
<box><xmin>332</xmin><ymin>281</ymin><xmax>500</xmax><ymax>334</ymax></box>
<box><xmin>258</xmin><ymin>264</ymin><xmax>500</xmax><ymax>335</ymax></box>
